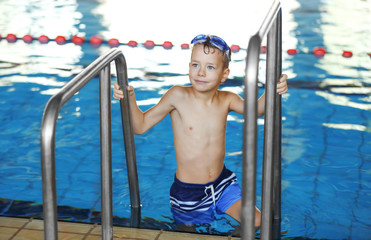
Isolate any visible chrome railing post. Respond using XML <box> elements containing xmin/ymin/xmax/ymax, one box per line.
<box><xmin>261</xmin><ymin>11</ymin><xmax>279</xmax><ymax>240</ymax></box>
<box><xmin>100</xmin><ymin>65</ymin><xmax>113</xmax><ymax>240</ymax></box>
<box><xmin>242</xmin><ymin>34</ymin><xmax>261</xmax><ymax>240</ymax></box>
<box><xmin>272</xmin><ymin>9</ymin><xmax>283</xmax><ymax>240</ymax></box>
<box><xmin>41</xmin><ymin>97</ymin><xmax>60</xmax><ymax>240</ymax></box>
<box><xmin>115</xmin><ymin>56</ymin><xmax>141</xmax><ymax>227</ymax></box>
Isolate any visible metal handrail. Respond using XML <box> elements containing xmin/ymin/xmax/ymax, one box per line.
<box><xmin>241</xmin><ymin>1</ymin><xmax>282</xmax><ymax>239</ymax></box>
<box><xmin>40</xmin><ymin>48</ymin><xmax>140</xmax><ymax>240</ymax></box>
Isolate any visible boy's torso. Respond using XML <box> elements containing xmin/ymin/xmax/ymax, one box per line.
<box><xmin>169</xmin><ymin>86</ymin><xmax>233</xmax><ymax>184</ymax></box>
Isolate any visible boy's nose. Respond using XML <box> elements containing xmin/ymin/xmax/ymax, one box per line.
<box><xmin>198</xmin><ymin>68</ymin><xmax>205</xmax><ymax>77</ymax></box>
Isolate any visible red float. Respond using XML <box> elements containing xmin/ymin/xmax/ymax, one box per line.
<box><xmin>342</xmin><ymin>50</ymin><xmax>353</xmax><ymax>58</ymax></box>
<box><xmin>55</xmin><ymin>36</ymin><xmax>66</xmax><ymax>45</ymax></box>
<box><xmin>162</xmin><ymin>41</ymin><xmax>173</xmax><ymax>49</ymax></box>
<box><xmin>144</xmin><ymin>40</ymin><xmax>155</xmax><ymax>49</ymax></box>
<box><xmin>313</xmin><ymin>47</ymin><xmax>326</xmax><ymax>57</ymax></box>
<box><xmin>108</xmin><ymin>38</ymin><xmax>120</xmax><ymax>47</ymax></box>
<box><xmin>261</xmin><ymin>46</ymin><xmax>267</xmax><ymax>53</ymax></box>
<box><xmin>22</xmin><ymin>34</ymin><xmax>33</xmax><ymax>43</ymax></box>
<box><xmin>71</xmin><ymin>36</ymin><xmax>85</xmax><ymax>45</ymax></box>
<box><xmin>127</xmin><ymin>40</ymin><xmax>138</xmax><ymax>47</ymax></box>
<box><xmin>6</xmin><ymin>34</ymin><xmax>17</xmax><ymax>42</ymax></box>
<box><xmin>181</xmin><ymin>43</ymin><xmax>189</xmax><ymax>49</ymax></box>
<box><xmin>287</xmin><ymin>49</ymin><xmax>297</xmax><ymax>55</ymax></box>
<box><xmin>38</xmin><ymin>35</ymin><xmax>49</xmax><ymax>43</ymax></box>
<box><xmin>90</xmin><ymin>35</ymin><xmax>103</xmax><ymax>45</ymax></box>
<box><xmin>230</xmin><ymin>44</ymin><xmax>240</xmax><ymax>53</ymax></box>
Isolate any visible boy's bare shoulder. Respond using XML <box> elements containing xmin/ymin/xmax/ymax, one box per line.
<box><xmin>167</xmin><ymin>85</ymin><xmax>189</xmax><ymax>97</ymax></box>
<box><xmin>218</xmin><ymin>89</ymin><xmax>242</xmax><ymax>101</ymax></box>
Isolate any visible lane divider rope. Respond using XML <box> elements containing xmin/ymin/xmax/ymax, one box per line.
<box><xmin>1</xmin><ymin>33</ymin><xmax>370</xmax><ymax>59</ymax></box>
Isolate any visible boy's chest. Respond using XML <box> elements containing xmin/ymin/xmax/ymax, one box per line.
<box><xmin>174</xmin><ymin>101</ymin><xmax>229</xmax><ymax>130</ymax></box>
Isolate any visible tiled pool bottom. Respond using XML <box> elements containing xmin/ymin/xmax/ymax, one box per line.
<box><xmin>0</xmin><ymin>217</ymin><xmax>240</xmax><ymax>240</ymax></box>
<box><xmin>0</xmin><ymin>198</ymin><xmax>241</xmax><ymax>239</ymax></box>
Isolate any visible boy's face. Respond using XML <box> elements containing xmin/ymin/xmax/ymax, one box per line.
<box><xmin>189</xmin><ymin>44</ymin><xmax>230</xmax><ymax>92</ymax></box>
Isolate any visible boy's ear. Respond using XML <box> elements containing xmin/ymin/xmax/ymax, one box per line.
<box><xmin>221</xmin><ymin>68</ymin><xmax>230</xmax><ymax>83</ymax></box>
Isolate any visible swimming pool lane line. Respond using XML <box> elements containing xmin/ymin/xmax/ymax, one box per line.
<box><xmin>1</xmin><ymin>33</ymin><xmax>369</xmax><ymax>58</ymax></box>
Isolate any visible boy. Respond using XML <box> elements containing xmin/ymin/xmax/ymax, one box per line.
<box><xmin>113</xmin><ymin>34</ymin><xmax>288</xmax><ymax>229</ymax></box>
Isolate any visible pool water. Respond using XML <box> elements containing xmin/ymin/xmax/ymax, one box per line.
<box><xmin>0</xmin><ymin>0</ymin><xmax>370</xmax><ymax>239</ymax></box>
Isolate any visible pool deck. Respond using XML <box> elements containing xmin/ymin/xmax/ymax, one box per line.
<box><xmin>0</xmin><ymin>216</ymin><xmax>241</xmax><ymax>240</ymax></box>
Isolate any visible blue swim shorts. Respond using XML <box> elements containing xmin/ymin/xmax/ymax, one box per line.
<box><xmin>170</xmin><ymin>166</ymin><xmax>242</xmax><ymax>224</ymax></box>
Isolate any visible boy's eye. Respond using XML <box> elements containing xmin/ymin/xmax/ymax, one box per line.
<box><xmin>192</xmin><ymin>63</ymin><xmax>199</xmax><ymax>68</ymax></box>
<box><xmin>207</xmin><ymin>66</ymin><xmax>215</xmax><ymax>70</ymax></box>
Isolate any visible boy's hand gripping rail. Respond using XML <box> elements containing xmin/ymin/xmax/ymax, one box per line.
<box><xmin>40</xmin><ymin>48</ymin><xmax>140</xmax><ymax>240</ymax></box>
<box><xmin>242</xmin><ymin>1</ymin><xmax>282</xmax><ymax>239</ymax></box>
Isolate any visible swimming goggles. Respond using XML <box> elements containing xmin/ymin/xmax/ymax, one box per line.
<box><xmin>191</xmin><ymin>34</ymin><xmax>231</xmax><ymax>61</ymax></box>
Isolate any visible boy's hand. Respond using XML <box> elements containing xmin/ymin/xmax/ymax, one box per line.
<box><xmin>113</xmin><ymin>81</ymin><xmax>134</xmax><ymax>100</ymax></box>
<box><xmin>277</xmin><ymin>74</ymin><xmax>288</xmax><ymax>95</ymax></box>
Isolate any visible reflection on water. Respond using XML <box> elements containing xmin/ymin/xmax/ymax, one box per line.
<box><xmin>91</xmin><ymin>0</ymin><xmax>273</xmax><ymax>46</ymax></box>
<box><xmin>316</xmin><ymin>91</ymin><xmax>371</xmax><ymax>111</ymax></box>
<box><xmin>323</xmin><ymin>123</ymin><xmax>367</xmax><ymax>132</ymax></box>
<box><xmin>0</xmin><ymin>0</ymin><xmax>80</xmax><ymax>38</ymax></box>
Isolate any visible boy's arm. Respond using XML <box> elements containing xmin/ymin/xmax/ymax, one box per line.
<box><xmin>229</xmin><ymin>74</ymin><xmax>288</xmax><ymax>116</ymax></box>
<box><xmin>113</xmin><ymin>82</ymin><xmax>176</xmax><ymax>134</ymax></box>
<box><xmin>228</xmin><ymin>93</ymin><xmax>266</xmax><ymax>117</ymax></box>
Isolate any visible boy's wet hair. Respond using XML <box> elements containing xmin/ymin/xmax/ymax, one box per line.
<box><xmin>192</xmin><ymin>35</ymin><xmax>231</xmax><ymax>69</ymax></box>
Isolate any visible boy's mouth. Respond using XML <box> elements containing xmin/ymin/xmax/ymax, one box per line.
<box><xmin>195</xmin><ymin>80</ymin><xmax>208</xmax><ymax>84</ymax></box>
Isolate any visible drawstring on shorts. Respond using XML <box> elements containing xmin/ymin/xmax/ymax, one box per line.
<box><xmin>203</xmin><ymin>184</ymin><xmax>216</xmax><ymax>206</ymax></box>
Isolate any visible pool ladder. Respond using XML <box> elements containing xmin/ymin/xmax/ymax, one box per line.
<box><xmin>40</xmin><ymin>49</ymin><xmax>140</xmax><ymax>240</ymax></box>
<box><xmin>40</xmin><ymin>1</ymin><xmax>283</xmax><ymax>239</ymax></box>
<box><xmin>242</xmin><ymin>1</ymin><xmax>283</xmax><ymax>239</ymax></box>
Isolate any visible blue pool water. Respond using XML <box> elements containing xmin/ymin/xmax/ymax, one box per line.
<box><xmin>0</xmin><ymin>0</ymin><xmax>370</xmax><ymax>239</ymax></box>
